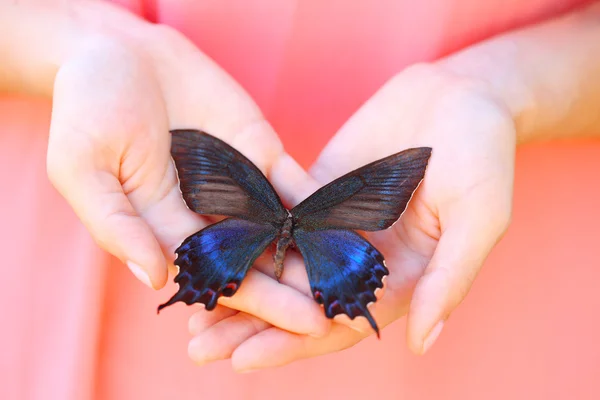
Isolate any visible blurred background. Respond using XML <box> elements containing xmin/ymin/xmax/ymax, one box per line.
<box><xmin>1</xmin><ymin>0</ymin><xmax>599</xmax><ymax>399</ymax></box>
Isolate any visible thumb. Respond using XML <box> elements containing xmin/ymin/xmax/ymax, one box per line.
<box><xmin>406</xmin><ymin>199</ymin><xmax>511</xmax><ymax>355</ymax></box>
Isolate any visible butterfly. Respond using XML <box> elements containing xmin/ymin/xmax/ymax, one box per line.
<box><xmin>158</xmin><ymin>129</ymin><xmax>432</xmax><ymax>337</ymax></box>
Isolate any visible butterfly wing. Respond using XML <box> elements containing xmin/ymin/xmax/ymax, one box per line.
<box><xmin>158</xmin><ymin>218</ymin><xmax>277</xmax><ymax>312</ymax></box>
<box><xmin>291</xmin><ymin>147</ymin><xmax>432</xmax><ymax>335</ymax></box>
<box><xmin>171</xmin><ymin>129</ymin><xmax>287</xmax><ymax>224</ymax></box>
<box><xmin>291</xmin><ymin>147</ymin><xmax>432</xmax><ymax>231</ymax></box>
<box><xmin>293</xmin><ymin>228</ymin><xmax>389</xmax><ymax>336</ymax></box>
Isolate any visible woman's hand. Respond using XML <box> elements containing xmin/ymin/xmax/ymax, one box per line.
<box><xmin>6</xmin><ymin>0</ymin><xmax>598</xmax><ymax>373</ymax></box>
<box><xmin>1</xmin><ymin>1</ymin><xmax>331</xmax><ymax>337</ymax></box>
<box><xmin>187</xmin><ymin>2</ymin><xmax>600</xmax><ymax>370</ymax></box>
<box><xmin>186</xmin><ymin>63</ymin><xmax>516</xmax><ymax>370</ymax></box>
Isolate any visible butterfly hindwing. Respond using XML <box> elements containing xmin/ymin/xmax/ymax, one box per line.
<box><xmin>158</xmin><ymin>218</ymin><xmax>277</xmax><ymax>312</ymax></box>
<box><xmin>291</xmin><ymin>147</ymin><xmax>432</xmax><ymax>231</ymax></box>
<box><xmin>170</xmin><ymin>129</ymin><xmax>287</xmax><ymax>224</ymax></box>
<box><xmin>293</xmin><ymin>228</ymin><xmax>389</xmax><ymax>336</ymax></box>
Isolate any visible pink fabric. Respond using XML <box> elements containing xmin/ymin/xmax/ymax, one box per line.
<box><xmin>2</xmin><ymin>1</ymin><xmax>599</xmax><ymax>399</ymax></box>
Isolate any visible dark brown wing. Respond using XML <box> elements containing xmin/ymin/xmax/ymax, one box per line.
<box><xmin>291</xmin><ymin>147</ymin><xmax>432</xmax><ymax>231</ymax></box>
<box><xmin>170</xmin><ymin>129</ymin><xmax>287</xmax><ymax>225</ymax></box>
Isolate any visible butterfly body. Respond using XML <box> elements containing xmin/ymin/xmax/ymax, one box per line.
<box><xmin>273</xmin><ymin>213</ymin><xmax>294</xmax><ymax>280</ymax></box>
<box><xmin>158</xmin><ymin>129</ymin><xmax>432</xmax><ymax>337</ymax></box>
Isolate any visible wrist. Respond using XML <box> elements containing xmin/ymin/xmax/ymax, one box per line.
<box><xmin>0</xmin><ymin>3</ymin><xmax>78</xmax><ymax>95</ymax></box>
<box><xmin>434</xmin><ymin>3</ymin><xmax>600</xmax><ymax>144</ymax></box>
<box><xmin>434</xmin><ymin>42</ymin><xmax>535</xmax><ymax>145</ymax></box>
<box><xmin>0</xmin><ymin>1</ymin><xmax>154</xmax><ymax>97</ymax></box>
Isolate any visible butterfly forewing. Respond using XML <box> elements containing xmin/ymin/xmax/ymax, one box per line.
<box><xmin>171</xmin><ymin>129</ymin><xmax>287</xmax><ymax>224</ymax></box>
<box><xmin>291</xmin><ymin>147</ymin><xmax>432</xmax><ymax>231</ymax></box>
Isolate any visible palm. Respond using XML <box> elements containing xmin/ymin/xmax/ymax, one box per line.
<box><xmin>370</xmin><ymin>194</ymin><xmax>440</xmax><ymax>316</ymax></box>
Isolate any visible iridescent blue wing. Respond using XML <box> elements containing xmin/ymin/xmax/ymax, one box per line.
<box><xmin>293</xmin><ymin>228</ymin><xmax>389</xmax><ymax>337</ymax></box>
<box><xmin>170</xmin><ymin>129</ymin><xmax>287</xmax><ymax>224</ymax></box>
<box><xmin>158</xmin><ymin>218</ymin><xmax>277</xmax><ymax>312</ymax></box>
<box><xmin>291</xmin><ymin>147</ymin><xmax>432</xmax><ymax>231</ymax></box>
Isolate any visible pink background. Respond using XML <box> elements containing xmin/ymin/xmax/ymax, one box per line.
<box><xmin>1</xmin><ymin>1</ymin><xmax>599</xmax><ymax>399</ymax></box>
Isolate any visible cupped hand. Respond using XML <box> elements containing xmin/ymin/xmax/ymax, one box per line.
<box><xmin>187</xmin><ymin>63</ymin><xmax>515</xmax><ymax>370</ymax></box>
<box><xmin>46</xmin><ymin>2</ymin><xmax>330</xmax><ymax>338</ymax></box>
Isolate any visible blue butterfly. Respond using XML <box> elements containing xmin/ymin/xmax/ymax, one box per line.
<box><xmin>158</xmin><ymin>129</ymin><xmax>431</xmax><ymax>337</ymax></box>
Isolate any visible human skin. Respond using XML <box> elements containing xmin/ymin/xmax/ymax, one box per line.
<box><xmin>2</xmin><ymin>0</ymin><xmax>599</xmax><ymax>371</ymax></box>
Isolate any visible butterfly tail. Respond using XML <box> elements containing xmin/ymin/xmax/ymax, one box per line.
<box><xmin>362</xmin><ymin>307</ymin><xmax>381</xmax><ymax>339</ymax></box>
<box><xmin>157</xmin><ymin>291</ymin><xmax>189</xmax><ymax>314</ymax></box>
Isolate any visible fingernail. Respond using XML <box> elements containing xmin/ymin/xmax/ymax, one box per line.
<box><xmin>422</xmin><ymin>320</ymin><xmax>444</xmax><ymax>354</ymax></box>
<box><xmin>127</xmin><ymin>261</ymin><xmax>153</xmax><ymax>289</ymax></box>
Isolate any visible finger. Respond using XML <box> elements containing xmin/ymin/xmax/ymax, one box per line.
<box><xmin>406</xmin><ymin>196</ymin><xmax>511</xmax><ymax>355</ymax></box>
<box><xmin>231</xmin><ymin>324</ymin><xmax>365</xmax><ymax>372</ymax></box>
<box><xmin>222</xmin><ymin>282</ymin><xmax>410</xmax><ymax>372</ymax></box>
<box><xmin>188</xmin><ymin>312</ymin><xmax>270</xmax><ymax>366</ymax></box>
<box><xmin>217</xmin><ymin>269</ymin><xmax>331</xmax><ymax>337</ymax></box>
<box><xmin>188</xmin><ymin>305</ymin><xmax>238</xmax><ymax>336</ymax></box>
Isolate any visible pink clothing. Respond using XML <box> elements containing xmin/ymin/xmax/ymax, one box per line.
<box><xmin>2</xmin><ymin>1</ymin><xmax>599</xmax><ymax>399</ymax></box>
